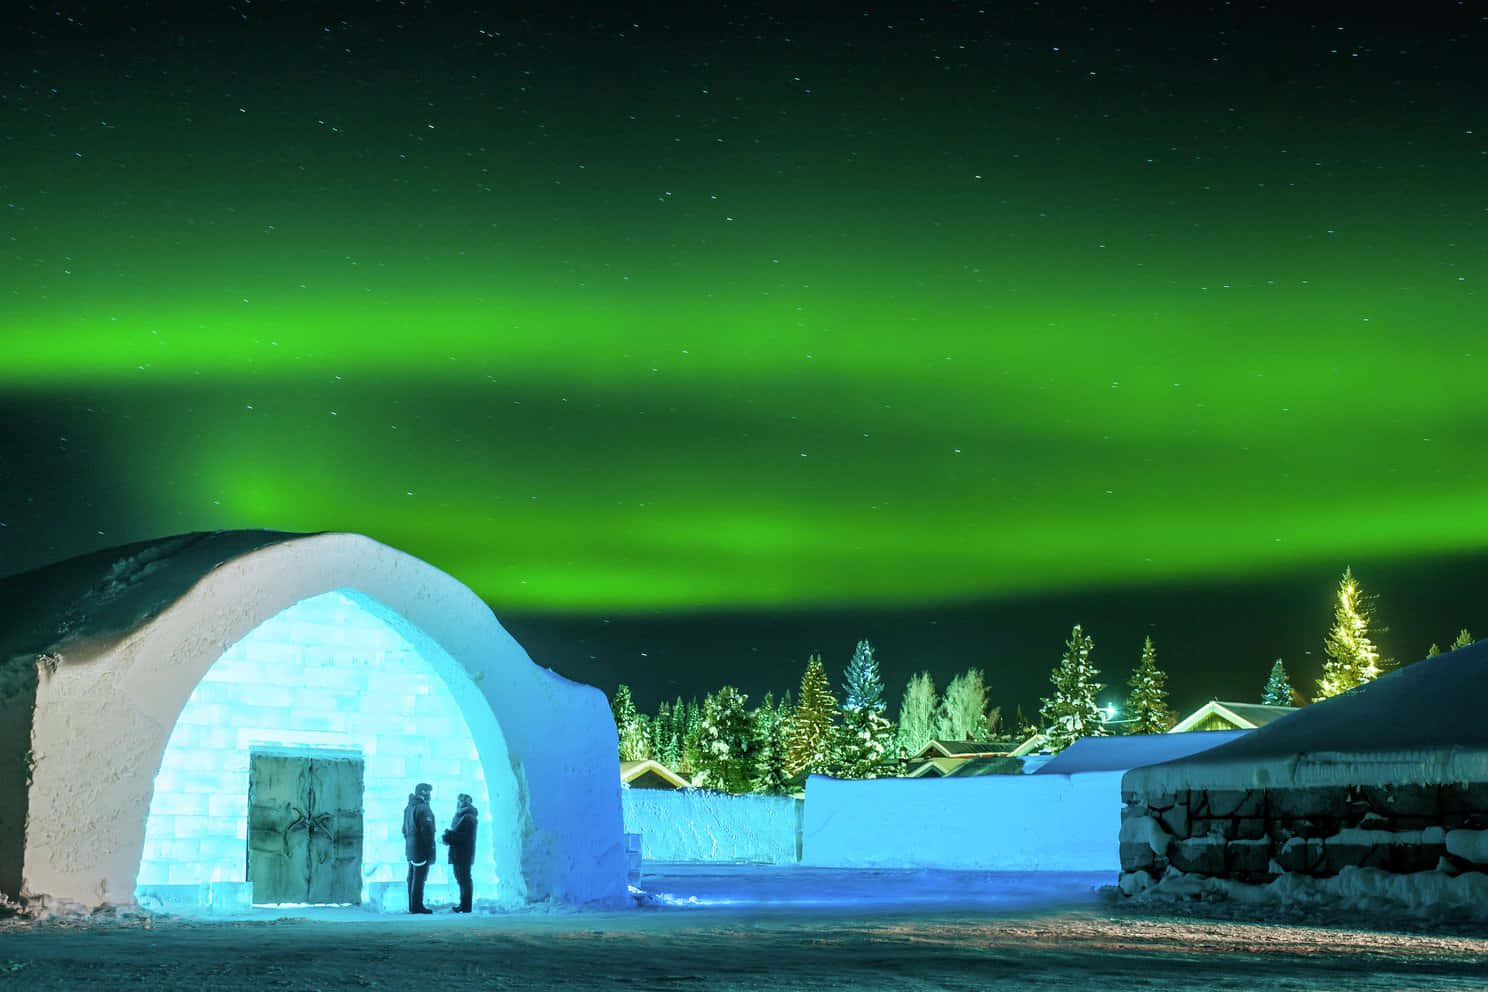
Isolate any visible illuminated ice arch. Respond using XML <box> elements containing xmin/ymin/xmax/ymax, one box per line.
<box><xmin>13</xmin><ymin>532</ymin><xmax>626</xmax><ymax>914</ymax></box>
<box><xmin>136</xmin><ymin>589</ymin><xmax>517</xmax><ymax>911</ymax></box>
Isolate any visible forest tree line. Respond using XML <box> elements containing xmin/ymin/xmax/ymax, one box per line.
<box><xmin>610</xmin><ymin>568</ymin><xmax>1476</xmax><ymax>794</ymax></box>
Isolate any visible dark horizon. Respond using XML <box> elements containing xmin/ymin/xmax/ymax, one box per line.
<box><xmin>502</xmin><ymin>546</ymin><xmax>1488</xmax><ymax>723</ymax></box>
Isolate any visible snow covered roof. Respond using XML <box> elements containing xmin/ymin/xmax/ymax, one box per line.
<box><xmin>1031</xmin><ymin>730</ymin><xmax>1247</xmax><ymax>775</ymax></box>
<box><xmin>1168</xmin><ymin>700</ymin><xmax>1296</xmax><ymax>733</ymax></box>
<box><xmin>1126</xmin><ymin>639</ymin><xmax>1488</xmax><ymax>792</ymax></box>
<box><xmin>941</xmin><ymin>755</ymin><xmax>1025</xmax><ymax>777</ymax></box>
<box><xmin>913</xmin><ymin>739</ymin><xmax>1015</xmax><ymax>758</ymax></box>
<box><xmin>1</xmin><ymin>530</ymin><xmax>301</xmax><ymax>668</ymax></box>
<box><xmin>620</xmin><ymin>760</ymin><xmax>691</xmax><ymax>789</ymax></box>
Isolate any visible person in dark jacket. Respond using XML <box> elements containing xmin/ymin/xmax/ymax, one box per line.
<box><xmin>441</xmin><ymin>792</ymin><xmax>479</xmax><ymax>912</ymax></box>
<box><xmin>402</xmin><ymin>782</ymin><xmax>435</xmax><ymax>914</ymax></box>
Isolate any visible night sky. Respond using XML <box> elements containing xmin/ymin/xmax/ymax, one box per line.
<box><xmin>3</xmin><ymin>2</ymin><xmax>1485</xmax><ymax>718</ymax></box>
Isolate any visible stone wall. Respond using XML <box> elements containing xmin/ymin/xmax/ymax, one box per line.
<box><xmin>1119</xmin><ymin>781</ymin><xmax>1488</xmax><ymax>894</ymax></box>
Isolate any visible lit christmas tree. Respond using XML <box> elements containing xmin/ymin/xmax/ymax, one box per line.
<box><xmin>1261</xmin><ymin>658</ymin><xmax>1295</xmax><ymax>706</ymax></box>
<box><xmin>1125</xmin><ymin>637</ymin><xmax>1175</xmax><ymax>734</ymax></box>
<box><xmin>785</xmin><ymin>653</ymin><xmax>839</xmax><ymax>776</ymax></box>
<box><xmin>1316</xmin><ymin>567</ymin><xmax>1383</xmax><ymax>699</ymax></box>
<box><xmin>1039</xmin><ymin>623</ymin><xmax>1106</xmax><ymax>753</ymax></box>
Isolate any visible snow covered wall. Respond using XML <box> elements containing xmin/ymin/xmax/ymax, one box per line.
<box><xmin>0</xmin><ymin>531</ymin><xmax>628</xmax><ymax>913</ymax></box>
<box><xmin>802</xmin><ymin>772</ymin><xmax>1126</xmax><ymax>872</ymax></box>
<box><xmin>1119</xmin><ymin>641</ymin><xmax>1488</xmax><ymax>918</ymax></box>
<box><xmin>622</xmin><ymin>789</ymin><xmax>801</xmax><ymax>864</ymax></box>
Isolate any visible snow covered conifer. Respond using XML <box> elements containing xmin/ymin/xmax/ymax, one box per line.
<box><xmin>1317</xmin><ymin>567</ymin><xmax>1383</xmax><ymax>699</ymax></box>
<box><xmin>650</xmin><ymin>699</ymin><xmax>672</xmax><ymax>763</ymax></box>
<box><xmin>1261</xmin><ymin>658</ymin><xmax>1295</xmax><ymax>706</ymax></box>
<box><xmin>894</xmin><ymin>671</ymin><xmax>938</xmax><ymax>758</ymax></box>
<box><xmin>666</xmin><ymin>696</ymin><xmax>687</xmax><ymax>768</ymax></box>
<box><xmin>836</xmin><ymin>640</ymin><xmax>895</xmax><ymax>777</ymax></box>
<box><xmin>681</xmin><ymin>698</ymin><xmax>703</xmax><ymax>774</ymax></box>
<box><xmin>1038</xmin><ymin>623</ymin><xmax>1106</xmax><ymax>753</ymax></box>
<box><xmin>842</xmin><ymin>639</ymin><xmax>886</xmax><ymax>713</ymax></box>
<box><xmin>785</xmin><ymin>654</ymin><xmax>839</xmax><ymax>776</ymax></box>
<box><xmin>694</xmin><ymin>686</ymin><xmax>755</xmax><ymax>793</ymax></box>
<box><xmin>1124</xmin><ymin>637</ymin><xmax>1174</xmax><ymax>734</ymax></box>
<box><xmin>937</xmin><ymin>668</ymin><xmax>992</xmax><ymax>741</ymax></box>
<box><xmin>610</xmin><ymin>684</ymin><xmax>650</xmax><ymax>761</ymax></box>
<box><xmin>752</xmin><ymin>692</ymin><xmax>790</xmax><ymax>794</ymax></box>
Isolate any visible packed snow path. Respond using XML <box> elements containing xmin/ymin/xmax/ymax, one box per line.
<box><xmin>3</xmin><ymin>867</ymin><xmax>1487</xmax><ymax>990</ymax></box>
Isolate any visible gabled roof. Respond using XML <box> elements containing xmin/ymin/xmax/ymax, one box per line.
<box><xmin>620</xmin><ymin>759</ymin><xmax>691</xmax><ymax>789</ymax></box>
<box><xmin>941</xmin><ymin>755</ymin><xmax>1025</xmax><ymax>777</ymax></box>
<box><xmin>1169</xmin><ymin>700</ymin><xmax>1296</xmax><ymax>734</ymax></box>
<box><xmin>912</xmin><ymin>739</ymin><xmax>1014</xmax><ymax>759</ymax></box>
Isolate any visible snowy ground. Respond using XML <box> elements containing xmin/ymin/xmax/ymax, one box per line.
<box><xmin>3</xmin><ymin>865</ymin><xmax>1487</xmax><ymax>990</ymax></box>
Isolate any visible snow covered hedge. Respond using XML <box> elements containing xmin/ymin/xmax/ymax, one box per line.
<box><xmin>622</xmin><ymin>788</ymin><xmax>801</xmax><ymax>864</ymax></box>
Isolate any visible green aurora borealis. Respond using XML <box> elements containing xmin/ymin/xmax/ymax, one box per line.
<box><xmin>2</xmin><ymin>5</ymin><xmax>1486</xmax><ymax>703</ymax></box>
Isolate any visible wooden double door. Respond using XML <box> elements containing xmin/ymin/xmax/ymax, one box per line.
<box><xmin>247</xmin><ymin>751</ymin><xmax>365</xmax><ymax>905</ymax></box>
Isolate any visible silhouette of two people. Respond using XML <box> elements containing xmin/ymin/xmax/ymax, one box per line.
<box><xmin>404</xmin><ymin>783</ymin><xmax>480</xmax><ymax>914</ymax></box>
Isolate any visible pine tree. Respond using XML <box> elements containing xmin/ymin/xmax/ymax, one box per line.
<box><xmin>894</xmin><ymin>671</ymin><xmax>939</xmax><ymax>758</ymax></box>
<box><xmin>836</xmin><ymin>640</ymin><xmax>895</xmax><ymax>777</ymax></box>
<box><xmin>937</xmin><ymin>668</ymin><xmax>992</xmax><ymax>741</ymax></box>
<box><xmin>785</xmin><ymin>654</ymin><xmax>839</xmax><ymax>776</ymax></box>
<box><xmin>1426</xmin><ymin>643</ymin><xmax>1442</xmax><ymax>659</ymax></box>
<box><xmin>1012</xmin><ymin>704</ymin><xmax>1034</xmax><ymax>739</ymax></box>
<box><xmin>667</xmin><ymin>696</ymin><xmax>687</xmax><ymax>769</ymax></box>
<box><xmin>836</xmin><ymin>706</ymin><xmax>896</xmax><ymax>779</ymax></box>
<box><xmin>681</xmin><ymin>698</ymin><xmax>703</xmax><ymax>774</ymax></box>
<box><xmin>1317</xmin><ymin>567</ymin><xmax>1383</xmax><ymax>699</ymax></box>
<box><xmin>1451</xmin><ymin>628</ymin><xmax>1475</xmax><ymax>651</ymax></box>
<box><xmin>650</xmin><ymin>700</ymin><xmax>672</xmax><ymax>763</ymax></box>
<box><xmin>752</xmin><ymin>692</ymin><xmax>790</xmax><ymax>794</ymax></box>
<box><xmin>1124</xmin><ymin>637</ymin><xmax>1174</xmax><ymax>734</ymax></box>
<box><xmin>842</xmin><ymin>639</ymin><xmax>886</xmax><ymax>712</ymax></box>
<box><xmin>1038</xmin><ymin>623</ymin><xmax>1106</xmax><ymax>753</ymax></box>
<box><xmin>694</xmin><ymin>686</ymin><xmax>756</xmax><ymax>793</ymax></box>
<box><xmin>1261</xmin><ymin>659</ymin><xmax>1295</xmax><ymax>706</ymax></box>
<box><xmin>610</xmin><ymin>684</ymin><xmax>650</xmax><ymax>761</ymax></box>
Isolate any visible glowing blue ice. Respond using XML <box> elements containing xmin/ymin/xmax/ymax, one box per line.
<box><xmin>136</xmin><ymin>589</ymin><xmax>516</xmax><ymax>910</ymax></box>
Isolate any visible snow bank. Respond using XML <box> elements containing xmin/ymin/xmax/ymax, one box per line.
<box><xmin>622</xmin><ymin>789</ymin><xmax>800</xmax><ymax>864</ymax></box>
<box><xmin>1125</xmin><ymin>640</ymin><xmax>1488</xmax><ymax>795</ymax></box>
<box><xmin>802</xmin><ymin>771</ymin><xmax>1126</xmax><ymax>872</ymax></box>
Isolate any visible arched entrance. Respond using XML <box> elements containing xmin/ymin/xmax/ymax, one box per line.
<box><xmin>133</xmin><ymin>589</ymin><xmax>522</xmax><ymax>913</ymax></box>
<box><xmin>8</xmin><ymin>532</ymin><xmax>625</xmax><ymax>914</ymax></box>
